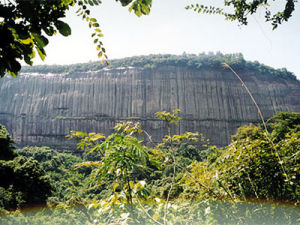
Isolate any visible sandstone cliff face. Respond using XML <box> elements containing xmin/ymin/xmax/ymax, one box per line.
<box><xmin>0</xmin><ymin>65</ymin><xmax>299</xmax><ymax>149</ymax></box>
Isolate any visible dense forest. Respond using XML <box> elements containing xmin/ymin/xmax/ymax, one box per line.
<box><xmin>0</xmin><ymin>111</ymin><xmax>299</xmax><ymax>224</ymax></box>
<box><xmin>20</xmin><ymin>53</ymin><xmax>298</xmax><ymax>81</ymax></box>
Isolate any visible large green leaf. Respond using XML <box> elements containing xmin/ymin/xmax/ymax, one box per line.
<box><xmin>55</xmin><ymin>20</ymin><xmax>72</xmax><ymax>36</ymax></box>
<box><xmin>32</xmin><ymin>33</ymin><xmax>49</xmax><ymax>48</ymax></box>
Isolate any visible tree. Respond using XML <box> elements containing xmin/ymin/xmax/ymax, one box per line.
<box><xmin>67</xmin><ymin>122</ymin><xmax>150</xmax><ymax>206</ymax></box>
<box><xmin>17</xmin><ymin>146</ymin><xmax>94</xmax><ymax>203</ymax></box>
<box><xmin>0</xmin><ymin>124</ymin><xmax>53</xmax><ymax>210</ymax></box>
<box><xmin>0</xmin><ymin>125</ymin><xmax>17</xmax><ymax>161</ymax></box>
<box><xmin>0</xmin><ymin>0</ymin><xmax>152</xmax><ymax>77</ymax></box>
<box><xmin>67</xmin><ymin>110</ymin><xmax>202</xmax><ymax>224</ymax></box>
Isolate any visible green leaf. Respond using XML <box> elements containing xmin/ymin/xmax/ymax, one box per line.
<box><xmin>113</xmin><ymin>183</ymin><xmax>119</xmax><ymax>191</ymax></box>
<box><xmin>88</xmin><ymin>0</ymin><xmax>94</xmax><ymax>6</ymax></box>
<box><xmin>7</xmin><ymin>71</ymin><xmax>17</xmax><ymax>77</ymax></box>
<box><xmin>32</xmin><ymin>33</ymin><xmax>48</xmax><ymax>48</ymax></box>
<box><xmin>141</xmin><ymin>4</ymin><xmax>150</xmax><ymax>14</ymax></box>
<box><xmin>129</xmin><ymin>180</ymin><xmax>134</xmax><ymax>189</ymax></box>
<box><xmin>92</xmin><ymin>0</ymin><xmax>99</xmax><ymax>5</ymax></box>
<box><xmin>55</xmin><ymin>20</ymin><xmax>71</xmax><ymax>36</ymax></box>
<box><xmin>135</xmin><ymin>4</ymin><xmax>142</xmax><ymax>17</ymax></box>
<box><xmin>74</xmin><ymin>161</ymin><xmax>103</xmax><ymax>170</ymax></box>
<box><xmin>36</xmin><ymin>47</ymin><xmax>46</xmax><ymax>61</ymax></box>
<box><xmin>19</xmin><ymin>38</ymin><xmax>33</xmax><ymax>45</ymax></box>
<box><xmin>24</xmin><ymin>55</ymin><xmax>33</xmax><ymax>66</ymax></box>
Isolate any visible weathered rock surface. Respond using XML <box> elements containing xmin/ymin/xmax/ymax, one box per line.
<box><xmin>0</xmin><ymin>64</ymin><xmax>299</xmax><ymax>149</ymax></box>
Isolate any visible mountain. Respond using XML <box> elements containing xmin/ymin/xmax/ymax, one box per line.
<box><xmin>0</xmin><ymin>54</ymin><xmax>299</xmax><ymax>149</ymax></box>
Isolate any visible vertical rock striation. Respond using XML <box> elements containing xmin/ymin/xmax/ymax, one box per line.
<box><xmin>0</xmin><ymin>61</ymin><xmax>299</xmax><ymax>149</ymax></box>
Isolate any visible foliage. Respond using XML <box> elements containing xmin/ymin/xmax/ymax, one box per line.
<box><xmin>1</xmin><ymin>112</ymin><xmax>300</xmax><ymax>224</ymax></box>
<box><xmin>0</xmin><ymin>0</ymin><xmax>72</xmax><ymax>77</ymax></box>
<box><xmin>17</xmin><ymin>146</ymin><xmax>81</xmax><ymax>172</ymax></box>
<box><xmin>268</xmin><ymin>111</ymin><xmax>300</xmax><ymax>142</ymax></box>
<box><xmin>176</xmin><ymin>143</ymin><xmax>204</xmax><ymax>162</ymax></box>
<box><xmin>182</xmin><ymin>112</ymin><xmax>300</xmax><ymax>204</ymax></box>
<box><xmin>64</xmin><ymin>110</ymin><xmax>300</xmax><ymax>224</ymax></box>
<box><xmin>0</xmin><ymin>202</ymin><xmax>98</xmax><ymax>225</ymax></box>
<box><xmin>16</xmin><ymin>146</ymin><xmax>94</xmax><ymax>203</ymax></box>
<box><xmin>67</xmin><ymin>123</ymin><xmax>151</xmax><ymax>209</ymax></box>
<box><xmin>155</xmin><ymin>109</ymin><xmax>181</xmax><ymax>126</ymax></box>
<box><xmin>1</xmin><ymin>199</ymin><xmax>299</xmax><ymax>225</ymax></box>
<box><xmin>67</xmin><ymin>110</ymin><xmax>205</xmax><ymax>224</ymax></box>
<box><xmin>20</xmin><ymin>53</ymin><xmax>298</xmax><ymax>81</ymax></box>
<box><xmin>151</xmin><ymin>110</ymin><xmax>200</xmax><ymax>205</ymax></box>
<box><xmin>0</xmin><ymin>0</ymin><xmax>152</xmax><ymax>77</ymax></box>
<box><xmin>0</xmin><ymin>126</ymin><xmax>53</xmax><ymax>210</ymax></box>
<box><xmin>0</xmin><ymin>125</ymin><xmax>17</xmax><ymax>161</ymax></box>
<box><xmin>186</xmin><ymin>0</ymin><xmax>297</xmax><ymax>29</ymax></box>
<box><xmin>0</xmin><ymin>156</ymin><xmax>53</xmax><ymax>210</ymax></box>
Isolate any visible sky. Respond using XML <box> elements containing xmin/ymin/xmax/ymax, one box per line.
<box><xmin>35</xmin><ymin>0</ymin><xmax>300</xmax><ymax>79</ymax></box>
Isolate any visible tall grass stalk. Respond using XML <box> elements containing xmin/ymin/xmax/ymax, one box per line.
<box><xmin>222</xmin><ymin>62</ymin><xmax>291</xmax><ymax>184</ymax></box>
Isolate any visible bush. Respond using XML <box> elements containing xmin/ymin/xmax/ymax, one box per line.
<box><xmin>183</xmin><ymin>112</ymin><xmax>300</xmax><ymax>203</ymax></box>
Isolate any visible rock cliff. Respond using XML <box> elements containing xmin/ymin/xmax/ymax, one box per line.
<box><xmin>0</xmin><ymin>55</ymin><xmax>299</xmax><ymax>149</ymax></box>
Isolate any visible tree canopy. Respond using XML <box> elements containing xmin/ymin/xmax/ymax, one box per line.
<box><xmin>0</xmin><ymin>0</ymin><xmax>152</xmax><ymax>77</ymax></box>
<box><xmin>0</xmin><ymin>125</ymin><xmax>53</xmax><ymax>210</ymax></box>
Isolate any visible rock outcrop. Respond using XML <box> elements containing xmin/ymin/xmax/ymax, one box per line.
<box><xmin>0</xmin><ymin>55</ymin><xmax>299</xmax><ymax>149</ymax></box>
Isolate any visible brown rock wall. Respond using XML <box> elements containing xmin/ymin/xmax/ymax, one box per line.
<box><xmin>0</xmin><ymin>66</ymin><xmax>299</xmax><ymax>149</ymax></box>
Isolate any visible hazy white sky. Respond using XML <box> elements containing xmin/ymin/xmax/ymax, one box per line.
<box><xmin>36</xmin><ymin>0</ymin><xmax>300</xmax><ymax>79</ymax></box>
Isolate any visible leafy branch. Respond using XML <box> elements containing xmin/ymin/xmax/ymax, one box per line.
<box><xmin>75</xmin><ymin>0</ymin><xmax>108</xmax><ymax>64</ymax></box>
<box><xmin>185</xmin><ymin>0</ymin><xmax>297</xmax><ymax>30</ymax></box>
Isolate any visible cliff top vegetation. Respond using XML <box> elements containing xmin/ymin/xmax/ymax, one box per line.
<box><xmin>20</xmin><ymin>53</ymin><xmax>298</xmax><ymax>81</ymax></box>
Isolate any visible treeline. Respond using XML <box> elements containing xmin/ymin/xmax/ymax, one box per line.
<box><xmin>20</xmin><ymin>53</ymin><xmax>297</xmax><ymax>81</ymax></box>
